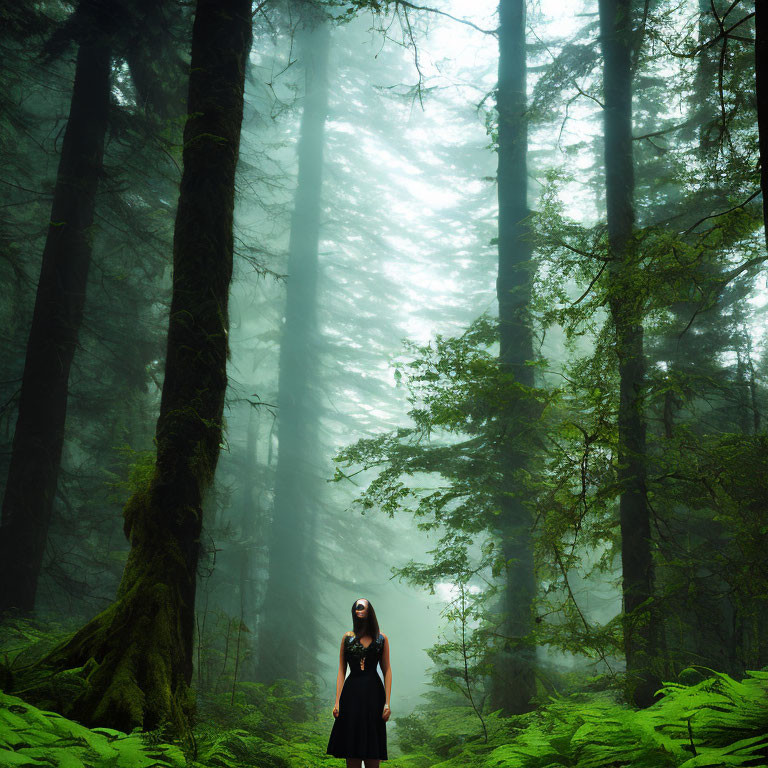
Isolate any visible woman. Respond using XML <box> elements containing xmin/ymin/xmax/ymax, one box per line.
<box><xmin>326</xmin><ymin>598</ymin><xmax>391</xmax><ymax>766</ymax></box>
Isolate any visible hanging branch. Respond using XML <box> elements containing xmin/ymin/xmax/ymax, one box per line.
<box><xmin>393</xmin><ymin>1</ymin><xmax>497</xmax><ymax>36</ymax></box>
<box><xmin>682</xmin><ymin>189</ymin><xmax>761</xmax><ymax>235</ymax></box>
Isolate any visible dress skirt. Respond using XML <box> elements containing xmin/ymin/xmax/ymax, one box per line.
<box><xmin>327</xmin><ymin>668</ymin><xmax>388</xmax><ymax>760</ymax></box>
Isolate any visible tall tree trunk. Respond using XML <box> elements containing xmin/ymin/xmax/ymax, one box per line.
<box><xmin>236</xmin><ymin>403</ymin><xmax>260</xmax><ymax>682</ymax></box>
<box><xmin>755</xmin><ymin>0</ymin><xmax>768</xmax><ymax>251</ymax></box>
<box><xmin>746</xmin><ymin>336</ymin><xmax>761</xmax><ymax>433</ymax></box>
<box><xmin>255</xmin><ymin>16</ymin><xmax>330</xmax><ymax>684</ymax></box>
<box><xmin>490</xmin><ymin>0</ymin><xmax>536</xmax><ymax>715</ymax></box>
<box><xmin>0</xmin><ymin>41</ymin><xmax>110</xmax><ymax>614</ymax></box>
<box><xmin>11</xmin><ymin>0</ymin><xmax>252</xmax><ymax>733</ymax></box>
<box><xmin>690</xmin><ymin>0</ymin><xmax>719</xmax><ymax>149</ymax></box>
<box><xmin>599</xmin><ymin>0</ymin><xmax>661</xmax><ymax>707</ymax></box>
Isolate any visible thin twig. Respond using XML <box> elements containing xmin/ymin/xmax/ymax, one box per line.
<box><xmin>252</xmin><ymin>0</ymin><xmax>269</xmax><ymax>18</ymax></box>
<box><xmin>399</xmin><ymin>4</ymin><xmax>425</xmax><ymax>108</ymax></box>
<box><xmin>554</xmin><ymin>239</ymin><xmax>611</xmax><ymax>262</ymax></box>
<box><xmin>571</xmin><ymin>261</ymin><xmax>608</xmax><ymax>306</ymax></box>
<box><xmin>633</xmin><ymin>118</ymin><xmax>697</xmax><ymax>141</ymax></box>
<box><xmin>394</xmin><ymin>1</ymin><xmax>497</xmax><ymax>36</ymax></box>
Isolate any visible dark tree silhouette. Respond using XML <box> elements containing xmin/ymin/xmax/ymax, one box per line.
<box><xmin>756</xmin><ymin>0</ymin><xmax>768</xmax><ymax>249</ymax></box>
<box><xmin>0</xmin><ymin>0</ymin><xmax>186</xmax><ymax>615</ymax></box>
<box><xmin>0</xmin><ymin>28</ymin><xmax>110</xmax><ymax>614</ymax></box>
<box><xmin>599</xmin><ymin>0</ymin><xmax>661</xmax><ymax>707</ymax></box>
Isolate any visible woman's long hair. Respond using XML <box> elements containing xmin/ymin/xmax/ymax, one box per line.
<box><xmin>351</xmin><ymin>598</ymin><xmax>380</xmax><ymax>639</ymax></box>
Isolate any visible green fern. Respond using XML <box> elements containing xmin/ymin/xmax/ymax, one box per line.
<box><xmin>0</xmin><ymin>691</ymin><xmax>185</xmax><ymax>767</ymax></box>
<box><xmin>2</xmin><ymin>668</ymin><xmax>766</xmax><ymax>767</ymax></box>
<box><xmin>480</xmin><ymin>670</ymin><xmax>768</xmax><ymax>768</ymax></box>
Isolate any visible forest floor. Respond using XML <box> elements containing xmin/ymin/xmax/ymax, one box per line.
<box><xmin>1</xmin><ymin>668</ymin><xmax>768</xmax><ymax>767</ymax></box>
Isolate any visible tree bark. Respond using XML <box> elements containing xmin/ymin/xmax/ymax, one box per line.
<box><xmin>11</xmin><ymin>0</ymin><xmax>252</xmax><ymax>733</ymax></box>
<box><xmin>755</xmin><ymin>0</ymin><xmax>768</xmax><ymax>251</ymax></box>
<box><xmin>599</xmin><ymin>0</ymin><xmax>661</xmax><ymax>707</ymax></box>
<box><xmin>0</xmin><ymin>41</ymin><xmax>110</xmax><ymax>614</ymax></box>
<box><xmin>255</xmin><ymin>16</ymin><xmax>330</xmax><ymax>684</ymax></box>
<box><xmin>490</xmin><ymin>0</ymin><xmax>536</xmax><ymax>715</ymax></box>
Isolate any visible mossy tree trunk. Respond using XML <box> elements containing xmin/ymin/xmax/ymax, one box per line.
<box><xmin>599</xmin><ymin>0</ymin><xmax>661</xmax><ymax>707</ymax></box>
<box><xmin>13</xmin><ymin>0</ymin><xmax>252</xmax><ymax>733</ymax></box>
<box><xmin>255</xmin><ymin>14</ymin><xmax>330</xmax><ymax>685</ymax></box>
<box><xmin>490</xmin><ymin>0</ymin><xmax>537</xmax><ymax>716</ymax></box>
<box><xmin>0</xmin><ymin>40</ymin><xmax>110</xmax><ymax>614</ymax></box>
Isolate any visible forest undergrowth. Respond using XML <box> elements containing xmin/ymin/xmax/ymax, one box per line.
<box><xmin>2</xmin><ymin>619</ymin><xmax>768</xmax><ymax>768</ymax></box>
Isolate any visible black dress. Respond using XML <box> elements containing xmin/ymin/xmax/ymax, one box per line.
<box><xmin>327</xmin><ymin>633</ymin><xmax>388</xmax><ymax>760</ymax></box>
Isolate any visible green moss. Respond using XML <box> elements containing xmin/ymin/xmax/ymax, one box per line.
<box><xmin>9</xmin><ymin>547</ymin><xmax>195</xmax><ymax>737</ymax></box>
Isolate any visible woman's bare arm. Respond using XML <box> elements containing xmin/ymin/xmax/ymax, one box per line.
<box><xmin>380</xmin><ymin>633</ymin><xmax>392</xmax><ymax>720</ymax></box>
<box><xmin>333</xmin><ymin>633</ymin><xmax>350</xmax><ymax>716</ymax></box>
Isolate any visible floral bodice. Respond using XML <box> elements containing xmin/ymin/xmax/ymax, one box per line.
<box><xmin>345</xmin><ymin>633</ymin><xmax>384</xmax><ymax>674</ymax></box>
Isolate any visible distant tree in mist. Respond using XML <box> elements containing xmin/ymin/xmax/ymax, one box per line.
<box><xmin>255</xmin><ymin>5</ymin><xmax>330</xmax><ymax>685</ymax></box>
<box><xmin>491</xmin><ymin>0</ymin><xmax>537</xmax><ymax>716</ymax></box>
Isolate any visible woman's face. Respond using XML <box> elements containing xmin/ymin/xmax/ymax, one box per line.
<box><xmin>354</xmin><ymin>599</ymin><xmax>369</xmax><ymax>619</ymax></box>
